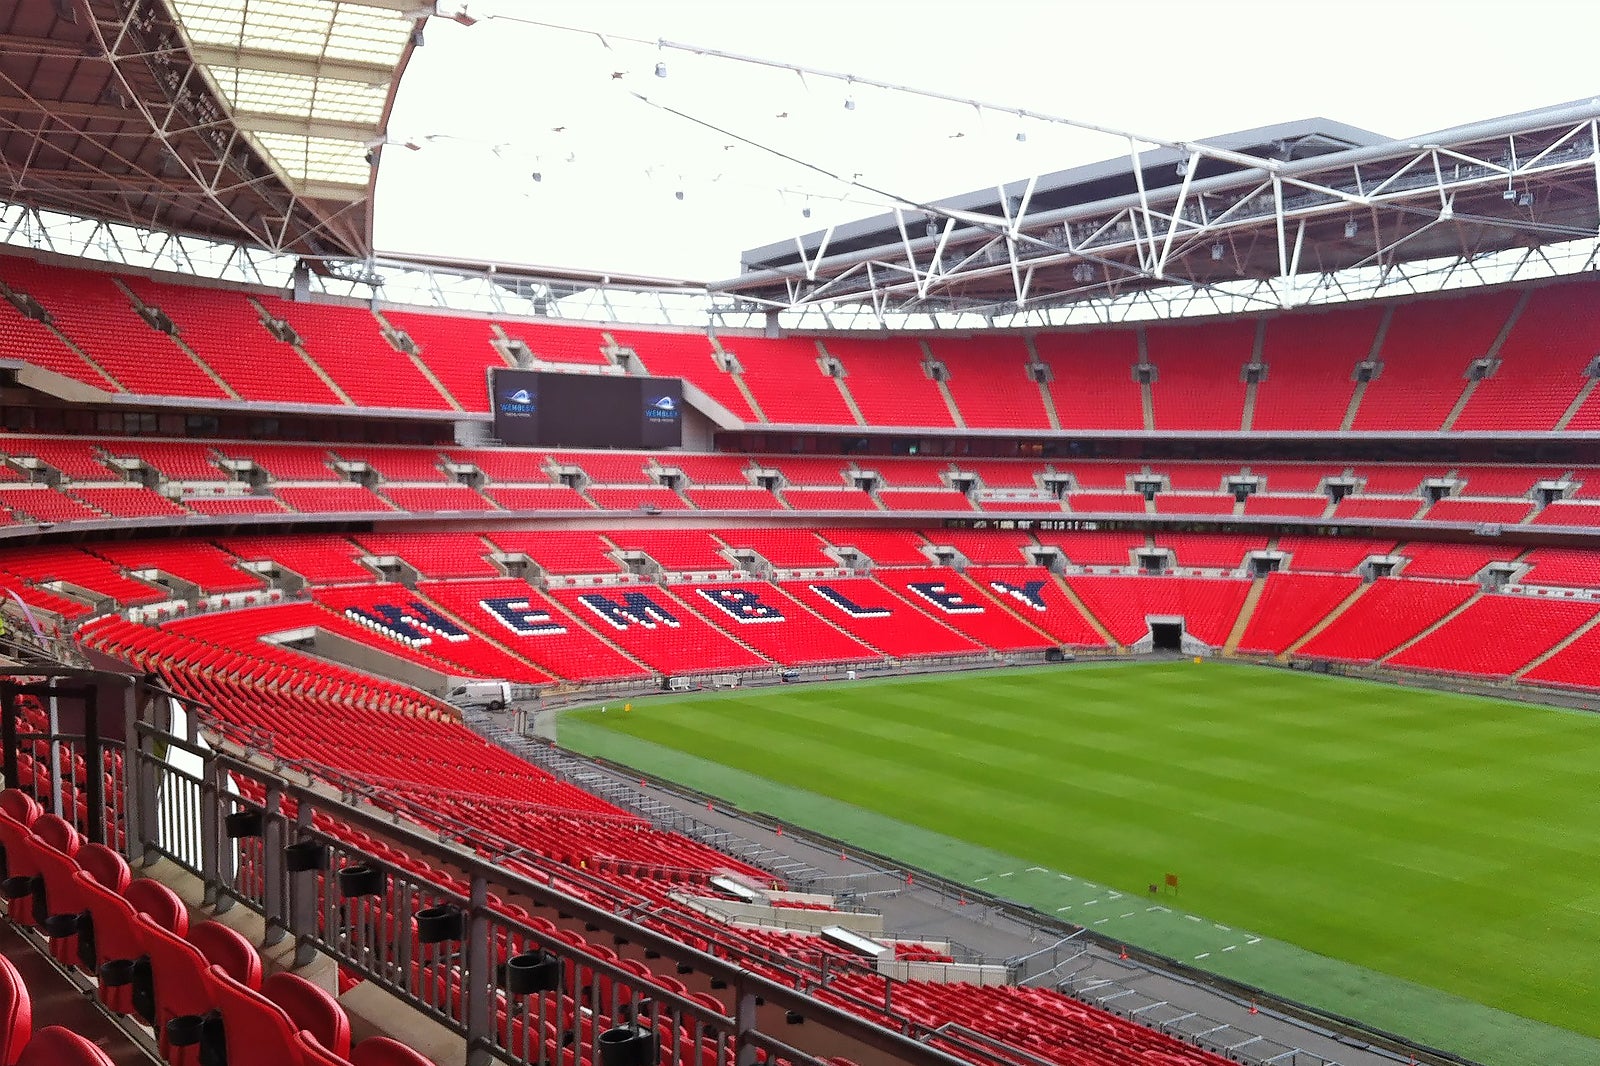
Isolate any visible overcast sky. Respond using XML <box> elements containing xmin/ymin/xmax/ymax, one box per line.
<box><xmin>375</xmin><ymin>0</ymin><xmax>1600</xmax><ymax>281</ymax></box>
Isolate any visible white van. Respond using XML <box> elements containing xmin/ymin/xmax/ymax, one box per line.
<box><xmin>448</xmin><ymin>680</ymin><xmax>512</xmax><ymax>711</ymax></box>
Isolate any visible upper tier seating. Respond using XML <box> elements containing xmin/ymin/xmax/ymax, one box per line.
<box><xmin>103</xmin><ymin>440</ymin><xmax>226</xmax><ymax>481</ymax></box>
<box><xmin>334</xmin><ymin>448</ymin><xmax>449</xmax><ymax>483</ymax></box>
<box><xmin>1295</xmin><ymin>578</ymin><xmax>1477</xmax><ymax>662</ymax></box>
<box><xmin>67</xmin><ymin>486</ymin><xmax>189</xmax><ymax>519</ymax></box>
<box><xmin>826</xmin><ymin>337</ymin><xmax>956</xmax><ymax>428</ymax></box>
<box><xmin>959</xmin><ymin>461</ymin><xmax>1046</xmax><ymax>489</ymax></box>
<box><xmin>1066</xmin><ymin>491</ymin><xmax>1148</xmax><ymax>514</ymax></box>
<box><xmin>1328</xmin><ymin>496</ymin><xmax>1424</xmax><ymax>521</ymax></box>
<box><xmin>1233</xmin><ymin>573</ymin><xmax>1363</xmax><ymax>655</ymax></box>
<box><xmin>721</xmin><ymin>336</ymin><xmax>855</xmax><ymax>425</ymax></box>
<box><xmin>233</xmin><ymin>444</ymin><xmax>340</xmax><ymax>481</ymax></box>
<box><xmin>1518</xmin><ymin>547</ymin><xmax>1600</xmax><ymax>587</ymax></box>
<box><xmin>607</xmin><ymin>530</ymin><xmax>731</xmax><ymax>571</ymax></box>
<box><xmin>586</xmin><ymin>487</ymin><xmax>690</xmax><ymax>511</ymax></box>
<box><xmin>1398</xmin><ymin>542</ymin><xmax>1519</xmax><ymax>579</ymax></box>
<box><xmin>1032</xmin><ymin>330</ymin><xmax>1144</xmax><ymax>430</ymax></box>
<box><xmin>380</xmin><ymin>308</ymin><xmax>507</xmax><ymax>412</ymax></box>
<box><xmin>1246</xmin><ymin>462</ymin><xmax>1344</xmax><ymax>493</ymax></box>
<box><xmin>1455</xmin><ymin>284</ymin><xmax>1598</xmax><ymax>431</ymax></box>
<box><xmin>1276</xmin><ymin>537</ymin><xmax>1394</xmax><ymax>573</ymax></box>
<box><xmin>0</xmin><ymin>282</ymin><xmax>120</xmax><ymax>389</ymax></box>
<box><xmin>445</xmin><ymin>448</ymin><xmax>552</xmax><ymax>483</ymax></box>
<box><xmin>1532</xmin><ymin>501</ymin><xmax>1600</xmax><ymax>527</ymax></box>
<box><xmin>1151</xmin><ymin>532</ymin><xmax>1267</xmax><ymax>569</ymax></box>
<box><xmin>1386</xmin><ymin>595</ymin><xmax>1598</xmax><ymax>677</ymax></box>
<box><xmin>1242</xmin><ymin>494</ymin><xmax>1330</xmax><ymax>518</ymax></box>
<box><xmin>926</xmin><ymin>336</ymin><xmax>1051</xmax><ymax>430</ymax></box>
<box><xmin>782</xmin><ymin>487</ymin><xmax>880</xmax><ymax>511</ymax></box>
<box><xmin>275</xmin><ymin>485</ymin><xmax>396</xmax><ymax>515</ymax></box>
<box><xmin>0</xmin><ymin>259</ymin><xmax>228</xmax><ymax>399</ymax></box>
<box><xmin>1453</xmin><ymin>466</ymin><xmax>1560</xmax><ymax>497</ymax></box>
<box><xmin>1352</xmin><ymin>291</ymin><xmax>1519</xmax><ymax>431</ymax></box>
<box><xmin>1151</xmin><ymin>493</ymin><xmax>1236</xmax><ymax>516</ymax></box>
<box><xmin>1064</xmin><ymin>576</ymin><xmax>1251</xmax><ymax>646</ymax></box>
<box><xmin>611</xmin><ymin>328</ymin><xmax>757</xmax><ymax>422</ymax></box>
<box><xmin>657</xmin><ymin>454</ymin><xmax>751</xmax><ymax>485</ymax></box>
<box><xmin>257</xmin><ymin>296</ymin><xmax>454</xmax><ymax>411</ymax></box>
<box><xmin>681</xmin><ymin>487</ymin><xmax>784</xmax><ymax>510</ymax></box>
<box><xmin>380</xmin><ymin>485</ymin><xmax>498</xmax><ymax>512</ymax></box>
<box><xmin>181</xmin><ymin>496</ymin><xmax>289</xmax><ymax>516</ymax></box>
<box><xmin>557</xmin><ymin>451</ymin><xmax>655</xmax><ymax>485</ymax></box>
<box><xmin>483</xmin><ymin>531</ymin><xmax>620</xmax><ymax>575</ymax></box>
<box><xmin>124</xmin><ymin>276</ymin><xmax>346</xmax><ymax>405</ymax></box>
<box><xmin>714</xmin><ymin>528</ymin><xmax>836</xmax><ymax>568</ymax></box>
<box><xmin>1146</xmin><ymin>318</ymin><xmax>1253</xmax><ymax>430</ymax></box>
<box><xmin>481</xmin><ymin>486</ymin><xmax>592</xmax><ymax>511</ymax></box>
<box><xmin>1251</xmin><ymin>306</ymin><xmax>1381</xmax><ymax>431</ymax></box>
<box><xmin>90</xmin><ymin>541</ymin><xmax>265</xmax><ymax>594</ymax></box>
<box><xmin>876</xmin><ymin>489</ymin><xmax>974</xmax><ymax>512</ymax></box>
<box><xmin>1419</xmin><ymin>499</ymin><xmax>1534</xmax><ymax>525</ymax></box>
<box><xmin>1</xmin><ymin>438</ymin><xmax>114</xmax><ymax>481</ymax></box>
<box><xmin>505</xmin><ymin>319</ymin><xmax>611</xmax><ymax>366</ymax></box>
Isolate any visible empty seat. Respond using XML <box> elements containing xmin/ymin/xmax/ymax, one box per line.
<box><xmin>202</xmin><ymin>964</ymin><xmax>305</xmax><ymax>1066</ymax></box>
<box><xmin>16</xmin><ymin>1026</ymin><xmax>113</xmax><ymax>1066</ymax></box>
<box><xmin>0</xmin><ymin>955</ymin><xmax>29</xmax><ymax>1066</ymax></box>
<box><xmin>74</xmin><ymin>872</ymin><xmax>187</xmax><ymax>1013</ymax></box>
<box><xmin>262</xmin><ymin>972</ymin><xmax>351</xmax><ymax>1059</ymax></box>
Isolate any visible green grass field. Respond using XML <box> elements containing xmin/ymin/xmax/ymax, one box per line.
<box><xmin>560</xmin><ymin>662</ymin><xmax>1600</xmax><ymax>1066</ymax></box>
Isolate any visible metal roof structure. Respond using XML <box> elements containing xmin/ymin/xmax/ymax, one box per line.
<box><xmin>0</xmin><ymin>0</ymin><xmax>423</xmax><ymax>259</ymax></box>
<box><xmin>715</xmin><ymin>99</ymin><xmax>1600</xmax><ymax>321</ymax></box>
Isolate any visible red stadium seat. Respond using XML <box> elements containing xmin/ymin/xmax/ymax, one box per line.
<box><xmin>16</xmin><ymin>1026</ymin><xmax>113</xmax><ymax>1066</ymax></box>
<box><xmin>202</xmin><ymin>964</ymin><xmax>305</xmax><ymax>1066</ymax></box>
<box><xmin>0</xmin><ymin>955</ymin><xmax>29</xmax><ymax>1066</ymax></box>
<box><xmin>262</xmin><ymin>972</ymin><xmax>351</xmax><ymax>1059</ymax></box>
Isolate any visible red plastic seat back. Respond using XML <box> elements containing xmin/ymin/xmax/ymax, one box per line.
<box><xmin>296</xmin><ymin>1031</ymin><xmax>355</xmax><ymax>1066</ymax></box>
<box><xmin>134</xmin><ymin>912</ymin><xmax>217</xmax><ymax>1025</ymax></box>
<box><xmin>73</xmin><ymin>844</ymin><xmax>129</xmax><ymax>894</ymax></box>
<box><xmin>201</xmin><ymin>965</ymin><xmax>304</xmax><ymax>1066</ymax></box>
<box><xmin>262</xmin><ymin>972</ymin><xmax>351</xmax><ymax>1059</ymax></box>
<box><xmin>0</xmin><ymin>955</ymin><xmax>30</xmax><ymax>1066</ymax></box>
<box><xmin>350</xmin><ymin>1036</ymin><xmax>437</xmax><ymax>1066</ymax></box>
<box><xmin>28</xmin><ymin>835</ymin><xmax>84</xmax><ymax>918</ymax></box>
<box><xmin>0</xmin><ymin>791</ymin><xmax>38</xmax><ymax>828</ymax></box>
<box><xmin>71</xmin><ymin>871</ymin><xmax>143</xmax><ymax>967</ymax></box>
<box><xmin>16</xmin><ymin>1025</ymin><xmax>112</xmax><ymax>1066</ymax></box>
<box><xmin>125</xmin><ymin>879</ymin><xmax>189</xmax><ymax>939</ymax></box>
<box><xmin>188</xmin><ymin>921</ymin><xmax>262</xmax><ymax>989</ymax></box>
<box><xmin>30</xmin><ymin>815</ymin><xmax>77</xmax><ymax>856</ymax></box>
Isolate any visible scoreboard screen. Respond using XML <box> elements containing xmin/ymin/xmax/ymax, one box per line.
<box><xmin>490</xmin><ymin>369</ymin><xmax>683</xmax><ymax>449</ymax></box>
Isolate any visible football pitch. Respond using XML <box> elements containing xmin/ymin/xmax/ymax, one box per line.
<box><xmin>559</xmin><ymin>661</ymin><xmax>1600</xmax><ymax>1066</ymax></box>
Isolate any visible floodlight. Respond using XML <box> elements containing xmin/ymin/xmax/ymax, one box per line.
<box><xmin>1502</xmin><ymin>188</ymin><xmax>1517</xmax><ymax>201</ymax></box>
<box><xmin>1015</xmin><ymin>132</ymin><xmax>1027</xmax><ymax>143</ymax></box>
<box><xmin>1344</xmin><ymin>219</ymin><xmax>1358</xmax><ymax>238</ymax></box>
<box><xmin>655</xmin><ymin>62</ymin><xmax>667</xmax><ymax>78</ymax></box>
<box><xmin>1210</xmin><ymin>243</ymin><xmax>1225</xmax><ymax>261</ymax></box>
<box><xmin>1518</xmin><ymin>191</ymin><xmax>1535</xmax><ymax>207</ymax></box>
<box><xmin>675</xmin><ymin>190</ymin><xmax>685</xmax><ymax>201</ymax></box>
<box><xmin>844</xmin><ymin>96</ymin><xmax>856</xmax><ymax>111</ymax></box>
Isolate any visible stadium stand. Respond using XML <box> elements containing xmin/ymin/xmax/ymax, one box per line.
<box><xmin>275</xmin><ymin>484</ymin><xmax>397</xmax><ymax>514</ymax></box>
<box><xmin>1150</xmin><ymin>532</ymin><xmax>1267</xmax><ymax>569</ymax></box>
<box><xmin>924</xmin><ymin>529</ymin><xmax>1037</xmax><ymax>565</ymax></box>
<box><xmin>782</xmin><ymin>487</ymin><xmax>880</xmax><ymax>511</ymax></box>
<box><xmin>1386</xmin><ymin>595</ymin><xmax>1598</xmax><ymax>677</ymax></box>
<box><xmin>1242</xmin><ymin>494</ymin><xmax>1331</xmax><ymax>518</ymax></box>
<box><xmin>965</xmin><ymin>568</ymin><xmax>1108</xmax><ymax>647</ymax></box>
<box><xmin>1233</xmin><ymin>573</ymin><xmax>1363</xmax><ymax>656</ymax></box>
<box><xmin>1455</xmin><ymin>283</ymin><xmax>1600</xmax><ymax>431</ymax></box>
<box><xmin>1418</xmin><ymin>498</ymin><xmax>1534</xmax><ymax>524</ymax></box>
<box><xmin>607</xmin><ymin>530</ymin><xmax>732</xmax><ymax>571</ymax></box>
<box><xmin>721</xmin><ymin>335</ymin><xmax>857</xmax><ymax>424</ymax></box>
<box><xmin>257</xmin><ymin>296</ymin><xmax>455</xmax><ymax>411</ymax></box>
<box><xmin>781</xmin><ymin>578</ymin><xmax>982</xmax><ymax>657</ymax></box>
<box><xmin>826</xmin><ymin>337</ymin><xmax>956</xmax><ymax>427</ymax></box>
<box><xmin>1276</xmin><ymin>537</ymin><xmax>1395</xmax><ymax>573</ymax></box>
<box><xmin>714</xmin><ymin>528</ymin><xmax>836</xmax><ymax>568</ymax></box>
<box><xmin>220</xmin><ymin>535</ymin><xmax>377</xmax><ymax>584</ymax></box>
<box><xmin>350</xmin><ymin>532</ymin><xmax>502</xmax><ymax>579</ymax></box>
<box><xmin>1328</xmin><ymin>496</ymin><xmax>1425</xmax><ymax>522</ymax></box>
<box><xmin>1032</xmin><ymin>330</ymin><xmax>1145</xmax><ymax>429</ymax></box>
<box><xmin>311</xmin><ymin>586</ymin><xmax>553</xmax><ymax>683</ymax></box>
<box><xmin>89</xmin><ymin>541</ymin><xmax>265</xmax><ymax>595</ymax></box>
<box><xmin>481</xmin><ymin>485</ymin><xmax>593</xmax><ymax>510</ymax></box>
<box><xmin>1398</xmin><ymin>542</ymin><xmax>1520</xmax><ymax>579</ymax></box>
<box><xmin>1352</xmin><ymin>291</ymin><xmax>1519</xmax><ymax>431</ymax></box>
<box><xmin>483</xmin><ymin>531</ymin><xmax>621</xmax><ymax>575</ymax></box>
<box><xmin>1065</xmin><ymin>576</ymin><xmax>1251</xmax><ymax>647</ymax></box>
<box><xmin>1295</xmin><ymin>578</ymin><xmax>1477</xmax><ymax>662</ymax></box>
<box><xmin>873</xmin><ymin>569</ymin><xmax>1056</xmax><ymax>651</ymax></box>
<box><xmin>380</xmin><ymin>308</ymin><xmax>507</xmax><ymax>412</ymax></box>
<box><xmin>1066</xmin><ymin>491</ymin><xmax>1148</xmax><ymax>514</ymax></box>
<box><xmin>682</xmin><ymin>486</ymin><xmax>785</xmax><ymax>510</ymax></box>
<box><xmin>545</xmin><ymin>586</ymin><xmax>771</xmax><ymax>674</ymax></box>
<box><xmin>1521</xmin><ymin>624</ymin><xmax>1600</xmax><ymax>689</ymax></box>
<box><xmin>1251</xmin><ymin>306</ymin><xmax>1381</xmax><ymax>431</ymax></box>
<box><xmin>379</xmin><ymin>485</ymin><xmax>498</xmax><ymax>512</ymax></box>
<box><xmin>1146</xmin><ymin>318</ymin><xmax>1253</xmax><ymax>430</ymax></box>
<box><xmin>233</xmin><ymin>444</ymin><xmax>340</xmax><ymax>481</ymax></box>
<box><xmin>926</xmin><ymin>336</ymin><xmax>1052</xmax><ymax>430</ymax></box>
<box><xmin>611</xmin><ymin>328</ymin><xmax>758</xmax><ymax>422</ymax></box>
<box><xmin>1518</xmin><ymin>547</ymin><xmax>1600</xmax><ymax>587</ymax></box>
<box><xmin>1152</xmin><ymin>493</ymin><xmax>1236</xmax><ymax>516</ymax></box>
<box><xmin>1033</xmin><ymin>531</ymin><xmax>1145</xmax><ymax>567</ymax></box>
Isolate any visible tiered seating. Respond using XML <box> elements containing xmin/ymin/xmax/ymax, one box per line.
<box><xmin>1151</xmin><ymin>532</ymin><xmax>1266</xmax><ymax>569</ymax></box>
<box><xmin>275</xmin><ymin>485</ymin><xmax>395</xmax><ymax>514</ymax></box>
<box><xmin>927</xmin><ymin>336</ymin><xmax>1051</xmax><ymax>430</ymax></box>
<box><xmin>761</xmin><ymin>456</ymin><xmax>853</xmax><ymax>487</ymax></box>
<box><xmin>958</xmin><ymin>460</ymin><xmax>1046</xmax><ymax>490</ymax></box>
<box><xmin>0</xmin><ymin>278</ymin><xmax>120</xmax><ymax>388</ymax></box>
<box><xmin>418</xmin><ymin>580</ymin><xmax>650</xmax><ymax>682</ymax></box>
<box><xmin>1234</xmin><ymin>573</ymin><xmax>1362</xmax><ymax>655</ymax></box>
<box><xmin>1157</xmin><ymin>463</ymin><xmax>1242</xmax><ymax>492</ymax></box>
<box><xmin>1152</xmin><ymin>493</ymin><xmax>1236</xmax><ymax>515</ymax></box>
<box><xmin>1453</xmin><ymin>466</ymin><xmax>1558</xmax><ymax>497</ymax></box>
<box><xmin>1387</xmin><ymin>595</ymin><xmax>1598</xmax><ymax>677</ymax></box>
<box><xmin>546</xmin><ymin>586</ymin><xmax>770</xmax><ymax>674</ymax></box>
<box><xmin>781</xmin><ymin>487</ymin><xmax>879</xmax><ymax>511</ymax></box>
<box><xmin>1252</xmin><ymin>306</ymin><xmax>1380</xmax><ymax>431</ymax></box>
<box><xmin>258</xmin><ymin>296</ymin><xmax>453</xmax><ymax>411</ymax></box>
<box><xmin>235</xmin><ymin>444</ymin><xmax>338</xmax><ymax>481</ymax></box>
<box><xmin>380</xmin><ymin>485</ymin><xmax>497</xmax><ymax>512</ymax></box>
<box><xmin>381</xmin><ymin>308</ymin><xmax>507</xmax><ymax>411</ymax></box>
<box><xmin>1066</xmin><ymin>491</ymin><xmax>1147</xmax><ymax>514</ymax></box>
<box><xmin>1455</xmin><ymin>285</ymin><xmax>1599</xmax><ymax>431</ymax></box>
<box><xmin>1355</xmin><ymin>465</ymin><xmax>1450</xmax><ymax>494</ymax></box>
<box><xmin>482</xmin><ymin>485</ymin><xmax>592</xmax><ymax>510</ymax></box>
<box><xmin>875</xmin><ymin>489</ymin><xmax>974</xmax><ymax>512</ymax></box>
<box><xmin>104</xmin><ymin>440</ymin><xmax>225</xmax><ymax>481</ymax></box>
<box><xmin>659</xmin><ymin>454</ymin><xmax>751</xmax><ymax>485</ymax></box>
<box><xmin>1518</xmin><ymin>547</ymin><xmax>1600</xmax><ymax>587</ymax></box>
<box><xmin>1065</xmin><ymin>576</ymin><xmax>1251</xmax><ymax>646</ymax></box>
<box><xmin>1419</xmin><ymin>498</ymin><xmax>1533</xmax><ymax>524</ymax></box>
<box><xmin>1399</xmin><ymin>542</ymin><xmax>1518</xmax><ymax>579</ymax></box>
<box><xmin>66</xmin><ymin>486</ymin><xmax>188</xmax><ymax>519</ymax></box>
<box><xmin>220</xmin><ymin>535</ymin><xmax>375</xmax><ymax>584</ymax></box>
<box><xmin>781</xmin><ymin>579</ymin><xmax>981</xmax><ymax>657</ymax></box>
<box><xmin>1295</xmin><ymin>578</ymin><xmax>1477</xmax><ymax>662</ymax></box>
<box><xmin>0</xmin><ymin>546</ymin><xmax>161</xmax><ymax>604</ymax></box>
<box><xmin>1276</xmin><ymin>536</ymin><xmax>1393</xmax><ymax>573</ymax></box>
<box><xmin>558</xmin><ymin>451</ymin><xmax>655</xmax><ymax>485</ymax></box>
<box><xmin>1033</xmin><ymin>531</ymin><xmax>1143</xmax><ymax>567</ymax></box>
<box><xmin>0</xmin><ymin>487</ymin><xmax>106</xmax><ymax>524</ymax></box>
<box><xmin>350</xmin><ymin>533</ymin><xmax>501</xmax><ymax>579</ymax></box>
<box><xmin>1521</xmin><ymin>625</ymin><xmax>1600</xmax><ymax>688</ymax></box>
<box><xmin>925</xmin><ymin>529</ymin><xmax>1036</xmax><ymax>565</ymax></box>
<box><xmin>311</xmin><ymin>587</ymin><xmax>552</xmax><ymax>682</ymax></box>
<box><xmin>483</xmin><ymin>531</ymin><xmax>620</xmax><ymax>575</ymax></box>
<box><xmin>182</xmin><ymin>496</ymin><xmax>288</xmax><ymax>516</ymax></box>
<box><xmin>1242</xmin><ymin>494</ymin><xmax>1330</xmax><ymax>518</ymax></box>
<box><xmin>826</xmin><ymin>338</ymin><xmax>956</xmax><ymax>428</ymax></box>
<box><xmin>965</xmin><ymin>568</ymin><xmax>1107</xmax><ymax>646</ymax></box>
<box><xmin>125</xmin><ymin>276</ymin><xmax>346</xmax><ymax>405</ymax></box>
<box><xmin>1033</xmin><ymin>330</ymin><xmax>1144</xmax><ymax>430</ymax></box>
<box><xmin>445</xmin><ymin>448</ymin><xmax>551</xmax><ymax>483</ymax></box>
<box><xmin>1353</xmin><ymin>292</ymin><xmax>1519</xmax><ymax>431</ymax></box>
<box><xmin>334</xmin><ymin>448</ymin><xmax>448</xmax><ymax>482</ymax></box>
<box><xmin>1531</xmin><ymin>501</ymin><xmax>1600</xmax><ymax>527</ymax></box>
<box><xmin>90</xmin><ymin>541</ymin><xmax>265</xmax><ymax>594</ymax></box>
<box><xmin>2</xmin><ymin>437</ymin><xmax>114</xmax><ymax>480</ymax></box>
<box><xmin>681</xmin><ymin>487</ymin><xmax>783</xmax><ymax>510</ymax></box>
<box><xmin>720</xmin><ymin>336</ymin><xmax>855</xmax><ymax>424</ymax></box>
<box><xmin>713</xmin><ymin>528</ymin><xmax>834</xmax><ymax>568</ymax></box>
<box><xmin>586</xmin><ymin>487</ymin><xmax>689</xmax><ymax>511</ymax></box>
<box><xmin>873</xmin><ymin>569</ymin><xmax>1054</xmax><ymax>651</ymax></box>
<box><xmin>611</xmin><ymin>328</ymin><xmax>758</xmax><ymax>421</ymax></box>
<box><xmin>0</xmin><ymin>258</ymin><xmax>228</xmax><ymax>398</ymax></box>
<box><xmin>817</xmin><ymin>528</ymin><xmax>930</xmax><ymax>566</ymax></box>
<box><xmin>1247</xmin><ymin>462</ymin><xmax>1342</xmax><ymax>493</ymax></box>
<box><xmin>1328</xmin><ymin>496</ymin><xmax>1423</xmax><ymax>521</ymax></box>
<box><xmin>1146</xmin><ymin>319</ymin><xmax>1253</xmax><ymax>430</ymax></box>
<box><xmin>869</xmin><ymin>458</ymin><xmax>955</xmax><ymax>488</ymax></box>
<box><xmin>676</xmin><ymin>581</ymin><xmax>879</xmax><ymax>665</ymax></box>
<box><xmin>507</xmin><ymin>319</ymin><xmax>612</xmax><ymax>366</ymax></box>
<box><xmin>608</xmin><ymin>530</ymin><xmax>731</xmax><ymax>571</ymax></box>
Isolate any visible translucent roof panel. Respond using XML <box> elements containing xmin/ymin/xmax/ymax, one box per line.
<box><xmin>165</xmin><ymin>0</ymin><xmax>413</xmax><ymax>191</ymax></box>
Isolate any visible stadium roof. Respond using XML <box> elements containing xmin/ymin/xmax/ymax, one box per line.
<box><xmin>715</xmin><ymin>99</ymin><xmax>1600</xmax><ymax>319</ymax></box>
<box><xmin>0</xmin><ymin>0</ymin><xmax>422</xmax><ymax>259</ymax></box>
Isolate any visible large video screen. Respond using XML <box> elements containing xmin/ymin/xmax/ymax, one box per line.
<box><xmin>490</xmin><ymin>369</ymin><xmax>682</xmax><ymax>449</ymax></box>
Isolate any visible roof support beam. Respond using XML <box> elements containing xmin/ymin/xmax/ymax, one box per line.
<box><xmin>188</xmin><ymin>44</ymin><xmax>395</xmax><ymax>87</ymax></box>
<box><xmin>234</xmin><ymin>112</ymin><xmax>380</xmax><ymax>142</ymax></box>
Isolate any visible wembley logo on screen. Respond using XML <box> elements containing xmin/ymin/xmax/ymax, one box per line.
<box><xmin>645</xmin><ymin>395</ymin><xmax>680</xmax><ymax>422</ymax></box>
<box><xmin>498</xmin><ymin>386</ymin><xmax>536</xmax><ymax>416</ymax></box>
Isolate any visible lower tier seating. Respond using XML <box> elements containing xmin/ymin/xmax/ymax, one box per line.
<box><xmin>1295</xmin><ymin>579</ymin><xmax>1477</xmax><ymax>663</ymax></box>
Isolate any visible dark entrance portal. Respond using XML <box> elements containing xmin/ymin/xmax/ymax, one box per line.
<box><xmin>1151</xmin><ymin>621</ymin><xmax>1183</xmax><ymax>651</ymax></box>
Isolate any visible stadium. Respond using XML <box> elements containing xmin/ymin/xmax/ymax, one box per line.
<box><xmin>0</xmin><ymin>3</ymin><xmax>1596</xmax><ymax>1066</ymax></box>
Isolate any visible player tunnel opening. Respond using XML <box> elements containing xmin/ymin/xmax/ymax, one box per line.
<box><xmin>1149</xmin><ymin>617</ymin><xmax>1184</xmax><ymax>652</ymax></box>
